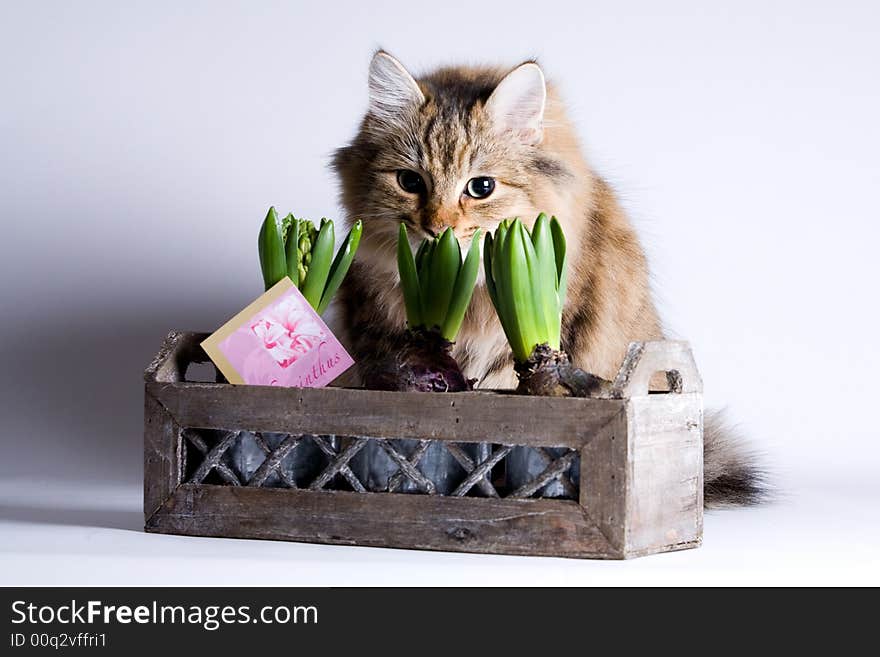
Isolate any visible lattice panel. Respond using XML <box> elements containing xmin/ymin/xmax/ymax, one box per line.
<box><xmin>180</xmin><ymin>428</ymin><xmax>580</xmax><ymax>500</ymax></box>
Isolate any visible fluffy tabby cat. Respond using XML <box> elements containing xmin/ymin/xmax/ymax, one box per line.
<box><xmin>333</xmin><ymin>51</ymin><xmax>764</xmax><ymax>507</ymax></box>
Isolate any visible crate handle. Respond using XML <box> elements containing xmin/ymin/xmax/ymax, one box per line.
<box><xmin>611</xmin><ymin>341</ymin><xmax>702</xmax><ymax>398</ymax></box>
<box><xmin>144</xmin><ymin>330</ymin><xmax>214</xmax><ymax>383</ymax></box>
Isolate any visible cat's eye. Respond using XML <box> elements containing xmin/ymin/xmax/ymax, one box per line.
<box><xmin>397</xmin><ymin>170</ymin><xmax>426</xmax><ymax>194</ymax></box>
<box><xmin>465</xmin><ymin>177</ymin><xmax>495</xmax><ymax>199</ymax></box>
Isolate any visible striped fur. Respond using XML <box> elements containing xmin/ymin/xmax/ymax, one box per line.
<box><xmin>332</xmin><ymin>51</ymin><xmax>765</xmax><ymax>507</ymax></box>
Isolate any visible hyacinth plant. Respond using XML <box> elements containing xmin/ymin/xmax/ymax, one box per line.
<box><xmin>484</xmin><ymin>214</ymin><xmax>611</xmax><ymax>397</ymax></box>
<box><xmin>258</xmin><ymin>206</ymin><xmax>362</xmax><ymax>314</ymax></box>
<box><xmin>363</xmin><ymin>224</ymin><xmax>481</xmax><ymax>392</ymax></box>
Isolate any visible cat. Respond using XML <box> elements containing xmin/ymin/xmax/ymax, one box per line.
<box><xmin>332</xmin><ymin>50</ymin><xmax>764</xmax><ymax>507</ymax></box>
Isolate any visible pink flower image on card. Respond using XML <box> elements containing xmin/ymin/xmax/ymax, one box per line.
<box><xmin>205</xmin><ymin>281</ymin><xmax>354</xmax><ymax>388</ymax></box>
<box><xmin>247</xmin><ymin>295</ymin><xmax>327</xmax><ymax>369</ymax></box>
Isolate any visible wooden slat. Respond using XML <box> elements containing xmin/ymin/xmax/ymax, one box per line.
<box><xmin>508</xmin><ymin>451</ymin><xmax>579</xmax><ymax>499</ymax></box>
<box><xmin>182</xmin><ymin>429</ymin><xmax>242</xmax><ymax>486</ymax></box>
<box><xmin>248</xmin><ymin>434</ymin><xmax>301</xmax><ymax>488</ymax></box>
<box><xmin>147</xmin><ymin>381</ymin><xmax>623</xmax><ymax>449</ymax></box>
<box><xmin>309</xmin><ymin>438</ymin><xmax>368</xmax><ymax>490</ymax></box>
<box><xmin>387</xmin><ymin>440</ymin><xmax>432</xmax><ymax>492</ymax></box>
<box><xmin>146</xmin><ymin>485</ymin><xmax>621</xmax><ymax>559</ymax></box>
<box><xmin>143</xmin><ymin>390</ymin><xmax>182</xmax><ymax>521</ymax></box>
<box><xmin>580</xmin><ymin>407</ymin><xmax>628</xmax><ymax>552</ymax></box>
<box><xmin>445</xmin><ymin>443</ymin><xmax>499</xmax><ymax>498</ymax></box>
<box><xmin>188</xmin><ymin>430</ymin><xmax>240</xmax><ymax>484</ymax></box>
<box><xmin>311</xmin><ymin>436</ymin><xmax>366</xmax><ymax>493</ymax></box>
<box><xmin>536</xmin><ymin>448</ymin><xmax>578</xmax><ymax>498</ymax></box>
<box><xmin>451</xmin><ymin>445</ymin><xmax>512</xmax><ymax>497</ymax></box>
<box><xmin>377</xmin><ymin>440</ymin><xmax>436</xmax><ymax>494</ymax></box>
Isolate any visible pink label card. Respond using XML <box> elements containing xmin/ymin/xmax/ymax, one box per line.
<box><xmin>201</xmin><ymin>277</ymin><xmax>354</xmax><ymax>387</ymax></box>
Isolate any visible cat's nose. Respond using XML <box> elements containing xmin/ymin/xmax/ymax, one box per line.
<box><xmin>423</xmin><ymin>223</ymin><xmax>451</xmax><ymax>238</ymax></box>
<box><xmin>423</xmin><ymin>208</ymin><xmax>458</xmax><ymax>237</ymax></box>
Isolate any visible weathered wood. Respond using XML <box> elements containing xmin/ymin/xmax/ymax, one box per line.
<box><xmin>182</xmin><ymin>429</ymin><xmax>242</xmax><ymax>486</ymax></box>
<box><xmin>612</xmin><ymin>340</ymin><xmax>702</xmax><ymax>398</ymax></box>
<box><xmin>623</xmin><ymin>393</ymin><xmax>703</xmax><ymax>557</ymax></box>
<box><xmin>188</xmin><ymin>430</ymin><xmax>240</xmax><ymax>485</ymax></box>
<box><xmin>579</xmin><ymin>397</ymin><xmax>703</xmax><ymax>558</ymax></box>
<box><xmin>147</xmin><ymin>381</ymin><xmax>619</xmax><ymax>449</ymax></box>
<box><xmin>145</xmin><ymin>331</ymin><xmax>210</xmax><ymax>384</ymax></box>
<box><xmin>508</xmin><ymin>450</ymin><xmax>579</xmax><ymax>499</ymax></box>
<box><xmin>143</xmin><ymin>332</ymin><xmax>705</xmax><ymax>560</ymax></box>
<box><xmin>535</xmin><ymin>448</ymin><xmax>578</xmax><ymax>498</ymax></box>
<box><xmin>147</xmin><ymin>484</ymin><xmax>620</xmax><ymax>559</ymax></box>
<box><xmin>378</xmin><ymin>440</ymin><xmax>436</xmax><ymax>494</ymax></box>
<box><xmin>308</xmin><ymin>438</ymin><xmax>368</xmax><ymax>490</ymax></box>
<box><xmin>579</xmin><ymin>408</ymin><xmax>628</xmax><ymax>552</ymax></box>
<box><xmin>451</xmin><ymin>445</ymin><xmax>512</xmax><ymax>497</ymax></box>
<box><xmin>311</xmin><ymin>435</ymin><xmax>366</xmax><ymax>493</ymax></box>
<box><xmin>387</xmin><ymin>440</ymin><xmax>432</xmax><ymax>492</ymax></box>
<box><xmin>248</xmin><ymin>433</ymin><xmax>301</xmax><ymax>488</ymax></box>
<box><xmin>143</xmin><ymin>390</ymin><xmax>182</xmax><ymax>520</ymax></box>
<box><xmin>444</xmin><ymin>443</ymin><xmax>499</xmax><ymax>498</ymax></box>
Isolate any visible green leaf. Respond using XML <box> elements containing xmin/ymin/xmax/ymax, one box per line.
<box><xmin>317</xmin><ymin>220</ymin><xmax>362</xmax><ymax>314</ymax></box>
<box><xmin>550</xmin><ymin>216</ymin><xmax>568</xmax><ymax>310</ymax></box>
<box><xmin>519</xmin><ymin>219</ymin><xmax>552</xmax><ymax>352</ymax></box>
<box><xmin>424</xmin><ymin>227</ymin><xmax>460</xmax><ymax>330</ymax></box>
<box><xmin>530</xmin><ymin>213</ymin><xmax>561</xmax><ymax>349</ymax></box>
<box><xmin>491</xmin><ymin>224</ymin><xmax>521</xmax><ymax>359</ymax></box>
<box><xmin>414</xmin><ymin>239</ymin><xmax>430</xmax><ymax>270</ymax></box>
<box><xmin>491</xmin><ymin>219</ymin><xmax>510</xmax><ymax>288</ymax></box>
<box><xmin>503</xmin><ymin>220</ymin><xmax>540</xmax><ymax>362</ymax></box>
<box><xmin>258</xmin><ymin>206</ymin><xmax>286</xmax><ymax>290</ymax></box>
<box><xmin>549</xmin><ymin>216</ymin><xmax>566</xmax><ymax>286</ymax></box>
<box><xmin>483</xmin><ymin>232</ymin><xmax>498</xmax><ymax>310</ymax></box>
<box><xmin>301</xmin><ymin>218</ymin><xmax>335</xmax><ymax>308</ymax></box>
<box><xmin>441</xmin><ymin>229</ymin><xmax>481</xmax><ymax>340</ymax></box>
<box><xmin>417</xmin><ymin>239</ymin><xmax>434</xmax><ymax>321</ymax></box>
<box><xmin>487</xmin><ymin>225</ymin><xmax>516</xmax><ymax>352</ymax></box>
<box><xmin>397</xmin><ymin>223</ymin><xmax>423</xmax><ymax>328</ymax></box>
<box><xmin>284</xmin><ymin>215</ymin><xmax>300</xmax><ymax>285</ymax></box>
<box><xmin>481</xmin><ymin>215</ymin><xmax>570</xmax><ymax>362</ymax></box>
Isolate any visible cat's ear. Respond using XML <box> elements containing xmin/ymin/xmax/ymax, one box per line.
<box><xmin>367</xmin><ymin>50</ymin><xmax>424</xmax><ymax>125</ymax></box>
<box><xmin>485</xmin><ymin>62</ymin><xmax>546</xmax><ymax>144</ymax></box>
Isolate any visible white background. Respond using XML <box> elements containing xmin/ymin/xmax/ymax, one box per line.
<box><xmin>1</xmin><ymin>0</ymin><xmax>878</xmax><ymax>585</ymax></box>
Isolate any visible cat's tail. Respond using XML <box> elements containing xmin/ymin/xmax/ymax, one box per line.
<box><xmin>703</xmin><ymin>409</ymin><xmax>769</xmax><ymax>508</ymax></box>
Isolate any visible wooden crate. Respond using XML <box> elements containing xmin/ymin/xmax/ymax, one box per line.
<box><xmin>144</xmin><ymin>331</ymin><xmax>703</xmax><ymax>559</ymax></box>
